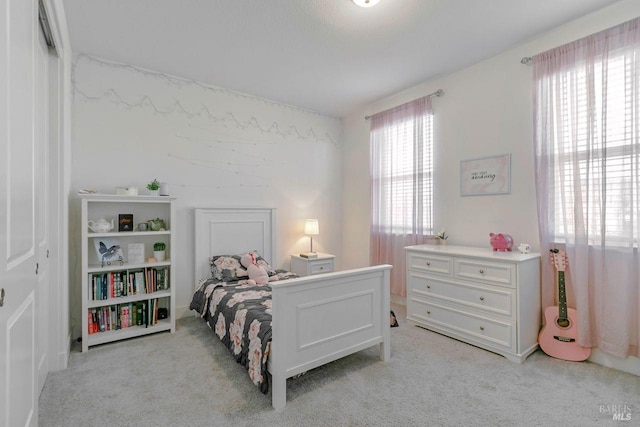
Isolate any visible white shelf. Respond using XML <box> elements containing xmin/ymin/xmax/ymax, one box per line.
<box><xmin>80</xmin><ymin>195</ymin><xmax>176</xmax><ymax>352</ymax></box>
<box><xmin>86</xmin><ymin>319</ymin><xmax>172</xmax><ymax>347</ymax></box>
<box><xmin>88</xmin><ymin>230</ymin><xmax>171</xmax><ymax>238</ymax></box>
<box><xmin>87</xmin><ymin>290</ymin><xmax>172</xmax><ymax>309</ymax></box>
<box><xmin>87</xmin><ymin>260</ymin><xmax>171</xmax><ymax>273</ymax></box>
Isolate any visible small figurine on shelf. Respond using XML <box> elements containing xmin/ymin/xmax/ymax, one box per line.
<box><xmin>147</xmin><ymin>179</ymin><xmax>160</xmax><ymax>196</ymax></box>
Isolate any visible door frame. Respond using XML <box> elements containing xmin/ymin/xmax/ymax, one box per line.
<box><xmin>41</xmin><ymin>0</ymin><xmax>72</xmax><ymax>372</ymax></box>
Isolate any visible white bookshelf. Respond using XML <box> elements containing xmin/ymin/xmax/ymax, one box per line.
<box><xmin>79</xmin><ymin>194</ymin><xmax>176</xmax><ymax>352</ymax></box>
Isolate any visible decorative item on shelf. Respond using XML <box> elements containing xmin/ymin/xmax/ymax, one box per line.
<box><xmin>93</xmin><ymin>238</ymin><xmax>124</xmax><ymax>267</ymax></box>
<box><xmin>147</xmin><ymin>218</ymin><xmax>166</xmax><ymax>231</ymax></box>
<box><xmin>87</xmin><ymin>217</ymin><xmax>114</xmax><ymax>233</ymax></box>
<box><xmin>300</xmin><ymin>219</ymin><xmax>319</xmax><ymax>259</ymax></box>
<box><xmin>127</xmin><ymin>243</ymin><xmax>145</xmax><ymax>264</ymax></box>
<box><xmin>137</xmin><ymin>222</ymin><xmax>148</xmax><ymax>231</ymax></box>
<box><xmin>489</xmin><ymin>233</ymin><xmax>514</xmax><ymax>252</ymax></box>
<box><xmin>116</xmin><ymin>186</ymin><xmax>138</xmax><ymax>196</ymax></box>
<box><xmin>147</xmin><ymin>179</ymin><xmax>160</xmax><ymax>196</ymax></box>
<box><xmin>153</xmin><ymin>242</ymin><xmax>166</xmax><ymax>262</ymax></box>
<box><xmin>118</xmin><ymin>214</ymin><xmax>134</xmax><ymax>232</ymax></box>
<box><xmin>436</xmin><ymin>228</ymin><xmax>448</xmax><ymax>245</ymax></box>
<box><xmin>518</xmin><ymin>243</ymin><xmax>531</xmax><ymax>254</ymax></box>
<box><xmin>159</xmin><ymin>182</ymin><xmax>170</xmax><ymax>196</ymax></box>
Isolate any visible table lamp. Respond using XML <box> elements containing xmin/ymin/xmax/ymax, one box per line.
<box><xmin>302</xmin><ymin>219</ymin><xmax>319</xmax><ymax>258</ymax></box>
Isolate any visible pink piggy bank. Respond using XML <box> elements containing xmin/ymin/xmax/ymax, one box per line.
<box><xmin>489</xmin><ymin>233</ymin><xmax>514</xmax><ymax>252</ymax></box>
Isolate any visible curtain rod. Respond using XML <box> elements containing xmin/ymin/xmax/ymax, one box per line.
<box><xmin>364</xmin><ymin>89</ymin><xmax>444</xmax><ymax>120</ymax></box>
<box><xmin>521</xmin><ymin>57</ymin><xmax>532</xmax><ymax>65</ymax></box>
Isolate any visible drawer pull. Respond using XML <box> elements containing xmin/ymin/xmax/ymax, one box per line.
<box><xmin>479</xmin><ymin>269</ymin><xmax>485</xmax><ymax>274</ymax></box>
<box><xmin>479</xmin><ymin>326</ymin><xmax>485</xmax><ymax>331</ymax></box>
<box><xmin>426</xmin><ymin>310</ymin><xmax>431</xmax><ymax>315</ymax></box>
<box><xmin>320</xmin><ymin>267</ymin><xmax>324</xmax><ymax>270</ymax></box>
<box><xmin>426</xmin><ymin>262</ymin><xmax>431</xmax><ymax>266</ymax></box>
<box><xmin>479</xmin><ymin>296</ymin><xmax>485</xmax><ymax>301</ymax></box>
<box><xmin>426</xmin><ymin>284</ymin><xmax>431</xmax><ymax>289</ymax></box>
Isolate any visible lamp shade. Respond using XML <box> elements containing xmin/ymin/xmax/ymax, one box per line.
<box><xmin>304</xmin><ymin>219</ymin><xmax>319</xmax><ymax>236</ymax></box>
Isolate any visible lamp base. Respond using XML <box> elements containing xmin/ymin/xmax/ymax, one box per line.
<box><xmin>299</xmin><ymin>252</ymin><xmax>318</xmax><ymax>259</ymax></box>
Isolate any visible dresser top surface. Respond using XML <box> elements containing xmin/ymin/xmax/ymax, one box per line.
<box><xmin>405</xmin><ymin>244</ymin><xmax>540</xmax><ymax>262</ymax></box>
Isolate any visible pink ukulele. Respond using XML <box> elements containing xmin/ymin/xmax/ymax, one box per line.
<box><xmin>538</xmin><ymin>249</ymin><xmax>591</xmax><ymax>361</ymax></box>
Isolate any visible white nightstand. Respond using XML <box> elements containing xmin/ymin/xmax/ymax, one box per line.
<box><xmin>290</xmin><ymin>253</ymin><xmax>335</xmax><ymax>276</ymax></box>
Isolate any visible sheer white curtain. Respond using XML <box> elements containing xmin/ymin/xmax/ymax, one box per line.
<box><xmin>370</xmin><ymin>96</ymin><xmax>433</xmax><ymax>296</ymax></box>
<box><xmin>533</xmin><ymin>17</ymin><xmax>640</xmax><ymax>358</ymax></box>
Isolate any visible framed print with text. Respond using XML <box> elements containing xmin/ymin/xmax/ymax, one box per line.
<box><xmin>460</xmin><ymin>153</ymin><xmax>511</xmax><ymax>196</ymax></box>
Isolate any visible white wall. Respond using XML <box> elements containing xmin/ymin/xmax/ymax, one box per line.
<box><xmin>342</xmin><ymin>0</ymin><xmax>640</xmax><ymax>374</ymax></box>
<box><xmin>69</xmin><ymin>55</ymin><xmax>343</xmax><ymax>337</ymax></box>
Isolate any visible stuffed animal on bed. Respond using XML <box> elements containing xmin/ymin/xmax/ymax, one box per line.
<box><xmin>240</xmin><ymin>252</ymin><xmax>270</xmax><ymax>286</ymax></box>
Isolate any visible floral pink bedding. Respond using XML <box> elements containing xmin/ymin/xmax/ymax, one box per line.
<box><xmin>190</xmin><ymin>268</ymin><xmax>297</xmax><ymax>394</ymax></box>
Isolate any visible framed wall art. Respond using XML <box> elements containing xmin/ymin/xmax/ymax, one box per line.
<box><xmin>460</xmin><ymin>153</ymin><xmax>511</xmax><ymax>196</ymax></box>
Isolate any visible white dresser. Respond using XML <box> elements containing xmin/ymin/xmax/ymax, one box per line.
<box><xmin>405</xmin><ymin>244</ymin><xmax>540</xmax><ymax>363</ymax></box>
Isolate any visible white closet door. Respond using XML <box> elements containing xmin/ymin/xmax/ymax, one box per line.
<box><xmin>0</xmin><ymin>0</ymin><xmax>42</xmax><ymax>425</ymax></box>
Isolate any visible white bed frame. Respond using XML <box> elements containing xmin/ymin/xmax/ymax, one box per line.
<box><xmin>194</xmin><ymin>207</ymin><xmax>392</xmax><ymax>410</ymax></box>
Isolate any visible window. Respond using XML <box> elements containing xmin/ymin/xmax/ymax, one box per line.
<box><xmin>535</xmin><ymin>35</ymin><xmax>640</xmax><ymax>247</ymax></box>
<box><xmin>370</xmin><ymin>100</ymin><xmax>433</xmax><ymax>235</ymax></box>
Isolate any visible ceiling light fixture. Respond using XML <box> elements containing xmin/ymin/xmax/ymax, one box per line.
<box><xmin>353</xmin><ymin>0</ymin><xmax>381</xmax><ymax>8</ymax></box>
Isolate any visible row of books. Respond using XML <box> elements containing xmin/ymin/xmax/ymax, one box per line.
<box><xmin>88</xmin><ymin>299</ymin><xmax>163</xmax><ymax>334</ymax></box>
<box><xmin>88</xmin><ymin>267</ymin><xmax>169</xmax><ymax>301</ymax></box>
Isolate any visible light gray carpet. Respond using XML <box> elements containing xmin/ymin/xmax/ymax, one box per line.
<box><xmin>39</xmin><ymin>305</ymin><xmax>639</xmax><ymax>426</ymax></box>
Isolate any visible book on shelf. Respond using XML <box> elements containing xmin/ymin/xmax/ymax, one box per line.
<box><xmin>142</xmin><ymin>301</ymin><xmax>147</xmax><ymax>327</ymax></box>
<box><xmin>136</xmin><ymin>303</ymin><xmax>143</xmax><ymax>326</ymax></box>
<box><xmin>88</xmin><ymin>311</ymin><xmax>95</xmax><ymax>334</ymax></box>
<box><xmin>121</xmin><ymin>305</ymin><xmax>130</xmax><ymax>328</ymax></box>
<box><xmin>98</xmin><ymin>309</ymin><xmax>105</xmax><ymax>332</ymax></box>
<box><xmin>118</xmin><ymin>214</ymin><xmax>134</xmax><ymax>232</ymax></box>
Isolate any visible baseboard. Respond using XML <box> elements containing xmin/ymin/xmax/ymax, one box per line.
<box><xmin>176</xmin><ymin>304</ymin><xmax>194</xmax><ymax>319</ymax></box>
<box><xmin>589</xmin><ymin>349</ymin><xmax>640</xmax><ymax>376</ymax></box>
<box><xmin>52</xmin><ymin>331</ymin><xmax>71</xmax><ymax>372</ymax></box>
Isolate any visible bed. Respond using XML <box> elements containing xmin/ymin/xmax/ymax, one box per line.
<box><xmin>191</xmin><ymin>207</ymin><xmax>392</xmax><ymax>410</ymax></box>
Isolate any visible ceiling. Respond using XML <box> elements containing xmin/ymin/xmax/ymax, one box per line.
<box><xmin>62</xmin><ymin>0</ymin><xmax>621</xmax><ymax>117</ymax></box>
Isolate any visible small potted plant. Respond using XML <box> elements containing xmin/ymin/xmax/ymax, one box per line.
<box><xmin>147</xmin><ymin>179</ymin><xmax>160</xmax><ymax>196</ymax></box>
<box><xmin>437</xmin><ymin>228</ymin><xmax>448</xmax><ymax>245</ymax></box>
<box><xmin>153</xmin><ymin>242</ymin><xmax>166</xmax><ymax>262</ymax></box>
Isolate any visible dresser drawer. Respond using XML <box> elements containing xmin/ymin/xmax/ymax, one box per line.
<box><xmin>408</xmin><ymin>272</ymin><xmax>513</xmax><ymax>317</ymax></box>
<box><xmin>406</xmin><ymin>251</ymin><xmax>452</xmax><ymax>276</ymax></box>
<box><xmin>454</xmin><ymin>258</ymin><xmax>515</xmax><ymax>288</ymax></box>
<box><xmin>408</xmin><ymin>297</ymin><xmax>515</xmax><ymax>351</ymax></box>
<box><xmin>309</xmin><ymin>259</ymin><xmax>333</xmax><ymax>275</ymax></box>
